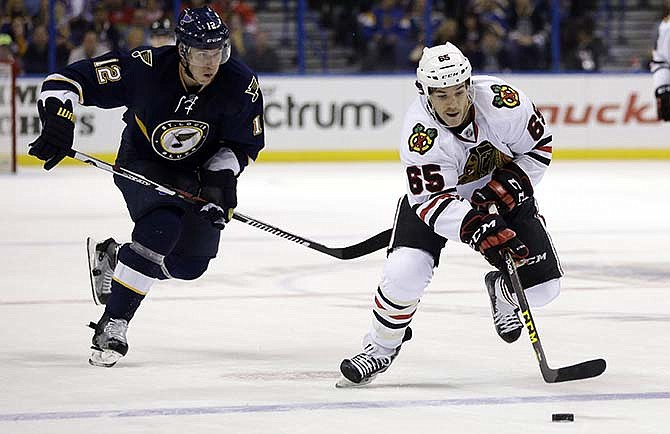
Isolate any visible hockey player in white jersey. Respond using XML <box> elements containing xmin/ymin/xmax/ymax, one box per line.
<box><xmin>651</xmin><ymin>1</ymin><xmax>670</xmax><ymax>121</ymax></box>
<box><xmin>337</xmin><ymin>42</ymin><xmax>563</xmax><ymax>387</ymax></box>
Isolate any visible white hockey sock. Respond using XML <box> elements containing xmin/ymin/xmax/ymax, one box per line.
<box><xmin>113</xmin><ymin>261</ymin><xmax>156</xmax><ymax>296</ymax></box>
<box><xmin>371</xmin><ymin>286</ymin><xmax>418</xmax><ymax>349</ymax></box>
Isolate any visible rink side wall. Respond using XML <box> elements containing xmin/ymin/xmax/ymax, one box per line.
<box><xmin>11</xmin><ymin>73</ymin><xmax>670</xmax><ymax>166</ymax></box>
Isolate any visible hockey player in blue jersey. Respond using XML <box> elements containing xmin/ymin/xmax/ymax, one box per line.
<box><xmin>27</xmin><ymin>6</ymin><xmax>265</xmax><ymax>367</ymax></box>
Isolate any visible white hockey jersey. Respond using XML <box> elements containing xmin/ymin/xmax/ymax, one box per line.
<box><xmin>400</xmin><ymin>75</ymin><xmax>552</xmax><ymax>242</ymax></box>
<box><xmin>651</xmin><ymin>16</ymin><xmax>670</xmax><ymax>89</ymax></box>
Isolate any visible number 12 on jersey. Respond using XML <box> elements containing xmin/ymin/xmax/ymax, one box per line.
<box><xmin>93</xmin><ymin>58</ymin><xmax>122</xmax><ymax>85</ymax></box>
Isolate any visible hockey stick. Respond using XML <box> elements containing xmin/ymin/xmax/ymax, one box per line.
<box><xmin>67</xmin><ymin>149</ymin><xmax>391</xmax><ymax>260</ymax></box>
<box><xmin>489</xmin><ymin>204</ymin><xmax>606</xmax><ymax>383</ymax></box>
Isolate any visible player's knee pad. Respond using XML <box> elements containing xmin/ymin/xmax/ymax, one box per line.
<box><xmin>524</xmin><ymin>278</ymin><xmax>561</xmax><ymax>307</ymax></box>
<box><xmin>164</xmin><ymin>255</ymin><xmax>211</xmax><ymax>280</ymax></box>
<box><xmin>132</xmin><ymin>207</ymin><xmax>184</xmax><ymax>256</ymax></box>
<box><xmin>118</xmin><ymin>241</ymin><xmax>171</xmax><ymax>281</ymax></box>
<box><xmin>380</xmin><ymin>247</ymin><xmax>434</xmax><ymax>301</ymax></box>
<box><xmin>113</xmin><ymin>244</ymin><xmax>162</xmax><ymax>297</ymax></box>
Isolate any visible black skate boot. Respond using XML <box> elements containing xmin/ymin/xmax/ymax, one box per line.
<box><xmin>337</xmin><ymin>327</ymin><xmax>412</xmax><ymax>387</ymax></box>
<box><xmin>485</xmin><ymin>271</ymin><xmax>522</xmax><ymax>343</ymax></box>
<box><xmin>86</xmin><ymin>237</ymin><xmax>119</xmax><ymax>305</ymax></box>
<box><xmin>88</xmin><ymin>314</ymin><xmax>128</xmax><ymax>367</ymax></box>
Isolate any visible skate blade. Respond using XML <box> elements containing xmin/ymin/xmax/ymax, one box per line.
<box><xmin>86</xmin><ymin>237</ymin><xmax>103</xmax><ymax>306</ymax></box>
<box><xmin>335</xmin><ymin>376</ymin><xmax>373</xmax><ymax>388</ymax></box>
<box><xmin>89</xmin><ymin>346</ymin><xmax>123</xmax><ymax>368</ymax></box>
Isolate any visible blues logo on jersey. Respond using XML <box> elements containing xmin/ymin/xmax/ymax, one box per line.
<box><xmin>152</xmin><ymin>120</ymin><xmax>210</xmax><ymax>160</ymax></box>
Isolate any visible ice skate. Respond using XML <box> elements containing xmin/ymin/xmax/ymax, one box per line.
<box><xmin>88</xmin><ymin>314</ymin><xmax>128</xmax><ymax>367</ymax></box>
<box><xmin>336</xmin><ymin>327</ymin><xmax>412</xmax><ymax>388</ymax></box>
<box><xmin>485</xmin><ymin>271</ymin><xmax>523</xmax><ymax>343</ymax></box>
<box><xmin>86</xmin><ymin>237</ymin><xmax>119</xmax><ymax>305</ymax></box>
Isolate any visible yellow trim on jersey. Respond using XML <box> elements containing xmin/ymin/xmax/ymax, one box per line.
<box><xmin>16</xmin><ymin>148</ymin><xmax>670</xmax><ymax>167</ymax></box>
<box><xmin>44</xmin><ymin>76</ymin><xmax>84</xmax><ymax>104</ymax></box>
<box><xmin>19</xmin><ymin>153</ymin><xmax>115</xmax><ymax>166</ymax></box>
<box><xmin>112</xmin><ymin>277</ymin><xmax>148</xmax><ymax>296</ymax></box>
<box><xmin>134</xmin><ymin>114</ymin><xmax>151</xmax><ymax>142</ymax></box>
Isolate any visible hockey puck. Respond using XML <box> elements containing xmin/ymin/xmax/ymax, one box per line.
<box><xmin>552</xmin><ymin>413</ymin><xmax>574</xmax><ymax>422</ymax></box>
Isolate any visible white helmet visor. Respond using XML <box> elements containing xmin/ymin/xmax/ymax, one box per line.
<box><xmin>186</xmin><ymin>47</ymin><xmax>225</xmax><ymax>67</ymax></box>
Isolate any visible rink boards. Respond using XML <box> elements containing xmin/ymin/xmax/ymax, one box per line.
<box><xmin>7</xmin><ymin>73</ymin><xmax>669</xmax><ymax>164</ymax></box>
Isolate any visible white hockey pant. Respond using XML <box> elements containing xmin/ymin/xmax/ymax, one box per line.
<box><xmin>508</xmin><ymin>278</ymin><xmax>561</xmax><ymax>308</ymax></box>
<box><xmin>369</xmin><ymin>247</ymin><xmax>562</xmax><ymax>349</ymax></box>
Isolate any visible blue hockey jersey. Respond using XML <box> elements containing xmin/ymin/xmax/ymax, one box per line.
<box><xmin>41</xmin><ymin>45</ymin><xmax>265</xmax><ymax>171</ymax></box>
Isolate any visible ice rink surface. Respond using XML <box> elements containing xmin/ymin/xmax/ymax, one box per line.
<box><xmin>1</xmin><ymin>161</ymin><xmax>669</xmax><ymax>433</ymax></box>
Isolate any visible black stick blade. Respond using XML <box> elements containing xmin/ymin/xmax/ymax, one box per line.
<box><xmin>337</xmin><ymin>229</ymin><xmax>392</xmax><ymax>259</ymax></box>
<box><xmin>543</xmin><ymin>358</ymin><xmax>607</xmax><ymax>383</ymax></box>
<box><xmin>232</xmin><ymin>212</ymin><xmax>391</xmax><ymax>260</ymax></box>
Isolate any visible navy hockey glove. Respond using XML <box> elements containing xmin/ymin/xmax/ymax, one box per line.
<box><xmin>28</xmin><ymin>98</ymin><xmax>75</xmax><ymax>170</ymax></box>
<box><xmin>199</xmin><ymin>169</ymin><xmax>237</xmax><ymax>230</ymax></box>
<box><xmin>656</xmin><ymin>85</ymin><xmax>670</xmax><ymax>121</ymax></box>
<box><xmin>471</xmin><ymin>162</ymin><xmax>533</xmax><ymax>215</ymax></box>
<box><xmin>460</xmin><ymin>209</ymin><xmax>529</xmax><ymax>269</ymax></box>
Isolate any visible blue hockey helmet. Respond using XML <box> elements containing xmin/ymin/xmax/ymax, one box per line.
<box><xmin>175</xmin><ymin>6</ymin><xmax>231</xmax><ymax>66</ymax></box>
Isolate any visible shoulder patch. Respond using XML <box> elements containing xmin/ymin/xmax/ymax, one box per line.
<box><xmin>131</xmin><ymin>49</ymin><xmax>153</xmax><ymax>67</ymax></box>
<box><xmin>408</xmin><ymin>123</ymin><xmax>438</xmax><ymax>155</ymax></box>
<box><xmin>245</xmin><ymin>76</ymin><xmax>260</xmax><ymax>103</ymax></box>
<box><xmin>490</xmin><ymin>84</ymin><xmax>520</xmax><ymax>109</ymax></box>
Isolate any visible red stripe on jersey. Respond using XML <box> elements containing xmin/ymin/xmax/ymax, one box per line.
<box><xmin>419</xmin><ymin>193</ymin><xmax>455</xmax><ymax>221</ymax></box>
<box><xmin>536</xmin><ymin>146</ymin><xmax>552</xmax><ymax>153</ymax></box>
<box><xmin>390</xmin><ymin>310</ymin><xmax>416</xmax><ymax>320</ymax></box>
<box><xmin>374</xmin><ymin>297</ymin><xmax>386</xmax><ymax>310</ymax></box>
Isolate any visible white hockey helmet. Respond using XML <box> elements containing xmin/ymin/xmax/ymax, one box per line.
<box><xmin>416</xmin><ymin>42</ymin><xmax>472</xmax><ymax>95</ymax></box>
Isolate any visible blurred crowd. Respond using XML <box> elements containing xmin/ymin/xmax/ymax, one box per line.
<box><xmin>0</xmin><ymin>0</ymin><xmax>658</xmax><ymax>75</ymax></box>
<box><xmin>313</xmin><ymin>0</ymin><xmax>609</xmax><ymax>72</ymax></box>
<box><xmin>0</xmin><ymin>0</ymin><xmax>279</xmax><ymax>75</ymax></box>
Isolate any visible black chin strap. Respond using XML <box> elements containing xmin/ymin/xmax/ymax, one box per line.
<box><xmin>178</xmin><ymin>44</ymin><xmax>201</xmax><ymax>85</ymax></box>
<box><xmin>180</xmin><ymin>57</ymin><xmax>197</xmax><ymax>82</ymax></box>
<box><xmin>179</xmin><ymin>57</ymin><xmax>207</xmax><ymax>92</ymax></box>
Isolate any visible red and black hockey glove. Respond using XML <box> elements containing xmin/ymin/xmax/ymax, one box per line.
<box><xmin>656</xmin><ymin>85</ymin><xmax>670</xmax><ymax>121</ymax></box>
<box><xmin>460</xmin><ymin>209</ymin><xmax>529</xmax><ymax>269</ymax></box>
<box><xmin>471</xmin><ymin>161</ymin><xmax>533</xmax><ymax>215</ymax></box>
<box><xmin>28</xmin><ymin>97</ymin><xmax>75</xmax><ymax>170</ymax></box>
<box><xmin>199</xmin><ymin>169</ymin><xmax>237</xmax><ymax>230</ymax></box>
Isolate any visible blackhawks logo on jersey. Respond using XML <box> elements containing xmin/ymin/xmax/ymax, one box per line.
<box><xmin>491</xmin><ymin>84</ymin><xmax>520</xmax><ymax>109</ymax></box>
<box><xmin>151</xmin><ymin>120</ymin><xmax>210</xmax><ymax>160</ymax></box>
<box><xmin>458</xmin><ymin>141</ymin><xmax>512</xmax><ymax>185</ymax></box>
<box><xmin>408</xmin><ymin>123</ymin><xmax>438</xmax><ymax>155</ymax></box>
